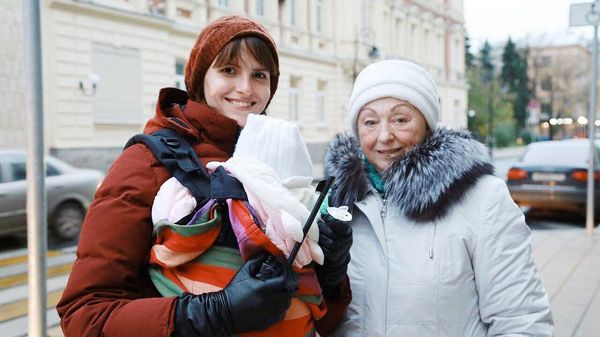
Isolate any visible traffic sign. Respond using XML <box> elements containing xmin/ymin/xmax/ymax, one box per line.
<box><xmin>570</xmin><ymin>2</ymin><xmax>600</xmax><ymax>27</ymax></box>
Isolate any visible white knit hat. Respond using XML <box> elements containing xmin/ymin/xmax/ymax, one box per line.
<box><xmin>234</xmin><ymin>114</ymin><xmax>314</xmax><ymax>186</ymax></box>
<box><xmin>348</xmin><ymin>60</ymin><xmax>441</xmax><ymax>138</ymax></box>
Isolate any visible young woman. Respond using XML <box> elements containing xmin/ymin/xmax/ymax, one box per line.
<box><xmin>57</xmin><ymin>16</ymin><xmax>350</xmax><ymax>337</ymax></box>
<box><xmin>324</xmin><ymin>59</ymin><xmax>553</xmax><ymax>337</ymax></box>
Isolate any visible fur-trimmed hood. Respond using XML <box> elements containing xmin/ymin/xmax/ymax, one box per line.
<box><xmin>324</xmin><ymin>128</ymin><xmax>494</xmax><ymax>222</ymax></box>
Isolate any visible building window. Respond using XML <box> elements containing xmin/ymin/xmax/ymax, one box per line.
<box><xmin>177</xmin><ymin>7</ymin><xmax>192</xmax><ymax>18</ymax></box>
<box><xmin>409</xmin><ymin>24</ymin><xmax>416</xmax><ymax>59</ymax></box>
<box><xmin>454</xmin><ymin>99</ymin><xmax>460</xmax><ymax>122</ymax></box>
<box><xmin>290</xmin><ymin>76</ymin><xmax>301</xmax><ymax>121</ymax></box>
<box><xmin>540</xmin><ymin>55</ymin><xmax>552</xmax><ymax>67</ymax></box>
<box><xmin>315</xmin><ymin>0</ymin><xmax>323</xmax><ymax>33</ymax></box>
<box><xmin>218</xmin><ymin>0</ymin><xmax>229</xmax><ymax>8</ymax></box>
<box><xmin>256</xmin><ymin>0</ymin><xmax>265</xmax><ymax>16</ymax></box>
<box><xmin>316</xmin><ymin>80</ymin><xmax>326</xmax><ymax>122</ymax></box>
<box><xmin>361</xmin><ymin>0</ymin><xmax>371</xmax><ymax>30</ymax></box>
<box><xmin>175</xmin><ymin>60</ymin><xmax>185</xmax><ymax>89</ymax></box>
<box><xmin>289</xmin><ymin>0</ymin><xmax>296</xmax><ymax>26</ymax></box>
<box><xmin>92</xmin><ymin>44</ymin><xmax>141</xmax><ymax>124</ymax></box>
<box><xmin>541</xmin><ymin>76</ymin><xmax>553</xmax><ymax>91</ymax></box>
<box><xmin>148</xmin><ymin>0</ymin><xmax>166</xmax><ymax>15</ymax></box>
<box><xmin>290</xmin><ymin>89</ymin><xmax>299</xmax><ymax>121</ymax></box>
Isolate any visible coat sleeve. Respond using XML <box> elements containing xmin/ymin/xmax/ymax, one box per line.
<box><xmin>56</xmin><ymin>145</ymin><xmax>178</xmax><ymax>337</ymax></box>
<box><xmin>473</xmin><ymin>177</ymin><xmax>553</xmax><ymax>336</ymax></box>
<box><xmin>315</xmin><ymin>276</ymin><xmax>352</xmax><ymax>337</ymax></box>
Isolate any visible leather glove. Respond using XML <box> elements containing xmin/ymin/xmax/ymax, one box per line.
<box><xmin>316</xmin><ymin>212</ymin><xmax>352</xmax><ymax>287</ymax></box>
<box><xmin>174</xmin><ymin>254</ymin><xmax>298</xmax><ymax>337</ymax></box>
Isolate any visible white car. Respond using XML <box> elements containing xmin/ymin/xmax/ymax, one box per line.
<box><xmin>0</xmin><ymin>150</ymin><xmax>104</xmax><ymax>241</ymax></box>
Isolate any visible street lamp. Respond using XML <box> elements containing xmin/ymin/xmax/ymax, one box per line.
<box><xmin>352</xmin><ymin>27</ymin><xmax>380</xmax><ymax>82</ymax></box>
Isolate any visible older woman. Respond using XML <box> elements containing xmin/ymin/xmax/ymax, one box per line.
<box><xmin>324</xmin><ymin>60</ymin><xmax>553</xmax><ymax>337</ymax></box>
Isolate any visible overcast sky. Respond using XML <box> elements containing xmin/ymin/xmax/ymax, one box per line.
<box><xmin>463</xmin><ymin>0</ymin><xmax>595</xmax><ymax>50</ymax></box>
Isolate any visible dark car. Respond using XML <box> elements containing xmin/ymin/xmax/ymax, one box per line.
<box><xmin>0</xmin><ymin>150</ymin><xmax>104</xmax><ymax>241</ymax></box>
<box><xmin>506</xmin><ymin>139</ymin><xmax>600</xmax><ymax>215</ymax></box>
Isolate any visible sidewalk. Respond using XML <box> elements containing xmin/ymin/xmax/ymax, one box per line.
<box><xmin>531</xmin><ymin>224</ymin><xmax>600</xmax><ymax>337</ymax></box>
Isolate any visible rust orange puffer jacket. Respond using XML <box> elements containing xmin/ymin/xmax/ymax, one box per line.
<box><xmin>56</xmin><ymin>88</ymin><xmax>350</xmax><ymax>337</ymax></box>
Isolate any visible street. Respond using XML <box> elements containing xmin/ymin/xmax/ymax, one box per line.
<box><xmin>0</xmin><ymin>149</ymin><xmax>599</xmax><ymax>337</ymax></box>
<box><xmin>0</xmin><ymin>239</ymin><xmax>74</xmax><ymax>337</ymax></box>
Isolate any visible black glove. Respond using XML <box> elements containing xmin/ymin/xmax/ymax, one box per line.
<box><xmin>316</xmin><ymin>212</ymin><xmax>352</xmax><ymax>287</ymax></box>
<box><xmin>173</xmin><ymin>254</ymin><xmax>298</xmax><ymax>337</ymax></box>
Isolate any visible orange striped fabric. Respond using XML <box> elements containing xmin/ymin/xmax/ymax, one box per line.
<box><xmin>149</xmin><ymin>199</ymin><xmax>326</xmax><ymax>337</ymax></box>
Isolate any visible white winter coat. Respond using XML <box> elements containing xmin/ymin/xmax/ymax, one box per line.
<box><xmin>324</xmin><ymin>129</ymin><xmax>553</xmax><ymax>337</ymax></box>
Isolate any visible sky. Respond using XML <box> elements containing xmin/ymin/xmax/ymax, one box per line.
<box><xmin>464</xmin><ymin>0</ymin><xmax>595</xmax><ymax>50</ymax></box>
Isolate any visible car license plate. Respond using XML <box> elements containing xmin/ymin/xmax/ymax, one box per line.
<box><xmin>531</xmin><ymin>172</ymin><xmax>566</xmax><ymax>182</ymax></box>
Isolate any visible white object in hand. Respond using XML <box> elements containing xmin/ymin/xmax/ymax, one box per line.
<box><xmin>327</xmin><ymin>206</ymin><xmax>352</xmax><ymax>222</ymax></box>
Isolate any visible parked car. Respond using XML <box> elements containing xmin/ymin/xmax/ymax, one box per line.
<box><xmin>0</xmin><ymin>150</ymin><xmax>104</xmax><ymax>241</ymax></box>
<box><xmin>506</xmin><ymin>139</ymin><xmax>600</xmax><ymax>215</ymax></box>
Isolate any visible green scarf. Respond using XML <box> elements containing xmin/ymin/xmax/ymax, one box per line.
<box><xmin>320</xmin><ymin>156</ymin><xmax>385</xmax><ymax>216</ymax></box>
<box><xmin>363</xmin><ymin>157</ymin><xmax>384</xmax><ymax>195</ymax></box>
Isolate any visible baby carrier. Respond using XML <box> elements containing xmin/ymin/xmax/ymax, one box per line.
<box><xmin>125</xmin><ymin>128</ymin><xmax>247</xmax><ymax>207</ymax></box>
<box><xmin>124</xmin><ymin>127</ymin><xmax>327</xmax><ymax>337</ymax></box>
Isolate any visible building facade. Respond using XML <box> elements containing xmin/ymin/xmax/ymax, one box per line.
<box><xmin>0</xmin><ymin>1</ymin><xmax>26</xmax><ymax>149</ymax></box>
<box><xmin>2</xmin><ymin>0</ymin><xmax>467</xmax><ymax>173</ymax></box>
<box><xmin>527</xmin><ymin>44</ymin><xmax>592</xmax><ymax>139</ymax></box>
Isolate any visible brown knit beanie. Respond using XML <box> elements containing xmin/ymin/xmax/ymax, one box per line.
<box><xmin>185</xmin><ymin>15</ymin><xmax>279</xmax><ymax>108</ymax></box>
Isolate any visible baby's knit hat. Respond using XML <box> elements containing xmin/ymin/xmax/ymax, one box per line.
<box><xmin>348</xmin><ymin>59</ymin><xmax>441</xmax><ymax>138</ymax></box>
<box><xmin>184</xmin><ymin>15</ymin><xmax>279</xmax><ymax>107</ymax></box>
<box><xmin>234</xmin><ymin>114</ymin><xmax>314</xmax><ymax>186</ymax></box>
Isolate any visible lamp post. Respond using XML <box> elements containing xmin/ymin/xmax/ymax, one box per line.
<box><xmin>467</xmin><ymin>109</ymin><xmax>478</xmax><ymax>138</ymax></box>
<box><xmin>570</xmin><ymin>0</ymin><xmax>600</xmax><ymax>234</ymax></box>
<box><xmin>23</xmin><ymin>0</ymin><xmax>47</xmax><ymax>336</ymax></box>
<box><xmin>487</xmin><ymin>80</ymin><xmax>494</xmax><ymax>158</ymax></box>
<box><xmin>352</xmin><ymin>27</ymin><xmax>380</xmax><ymax>82</ymax></box>
<box><xmin>480</xmin><ymin>41</ymin><xmax>495</xmax><ymax>157</ymax></box>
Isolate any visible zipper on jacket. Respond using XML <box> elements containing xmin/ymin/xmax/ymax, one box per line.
<box><xmin>380</xmin><ymin>196</ymin><xmax>389</xmax><ymax>337</ymax></box>
<box><xmin>428</xmin><ymin>221</ymin><xmax>437</xmax><ymax>259</ymax></box>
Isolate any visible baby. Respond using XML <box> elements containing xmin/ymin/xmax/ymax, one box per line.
<box><xmin>151</xmin><ymin>114</ymin><xmax>323</xmax><ymax>268</ymax></box>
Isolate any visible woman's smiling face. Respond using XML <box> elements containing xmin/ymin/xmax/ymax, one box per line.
<box><xmin>357</xmin><ymin>97</ymin><xmax>429</xmax><ymax>173</ymax></box>
<box><xmin>203</xmin><ymin>43</ymin><xmax>271</xmax><ymax>127</ymax></box>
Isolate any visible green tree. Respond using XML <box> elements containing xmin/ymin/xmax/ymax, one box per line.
<box><xmin>465</xmin><ymin>36</ymin><xmax>475</xmax><ymax>69</ymax></box>
<box><xmin>480</xmin><ymin>41</ymin><xmax>494</xmax><ymax>83</ymax></box>
<box><xmin>467</xmin><ymin>66</ymin><xmax>514</xmax><ymax>144</ymax></box>
<box><xmin>500</xmin><ymin>39</ymin><xmax>519</xmax><ymax>87</ymax></box>
<box><xmin>500</xmin><ymin>38</ymin><xmax>530</xmax><ymax>130</ymax></box>
<box><xmin>466</xmin><ymin>40</ymin><xmax>515</xmax><ymax>147</ymax></box>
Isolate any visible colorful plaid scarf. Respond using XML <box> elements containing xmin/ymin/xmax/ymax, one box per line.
<box><xmin>149</xmin><ymin>199</ymin><xmax>326</xmax><ymax>337</ymax></box>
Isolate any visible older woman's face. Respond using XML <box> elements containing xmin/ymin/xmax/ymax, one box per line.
<box><xmin>203</xmin><ymin>44</ymin><xmax>271</xmax><ymax>127</ymax></box>
<box><xmin>357</xmin><ymin>97</ymin><xmax>428</xmax><ymax>173</ymax></box>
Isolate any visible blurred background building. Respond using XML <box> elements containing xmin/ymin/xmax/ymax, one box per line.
<box><xmin>0</xmin><ymin>1</ymin><xmax>26</xmax><ymax>149</ymax></box>
<box><xmin>0</xmin><ymin>0</ymin><xmax>467</xmax><ymax>174</ymax></box>
<box><xmin>528</xmin><ymin>43</ymin><xmax>591</xmax><ymax>140</ymax></box>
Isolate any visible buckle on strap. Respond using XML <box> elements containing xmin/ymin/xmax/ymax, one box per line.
<box><xmin>159</xmin><ymin>137</ymin><xmax>180</xmax><ymax>148</ymax></box>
